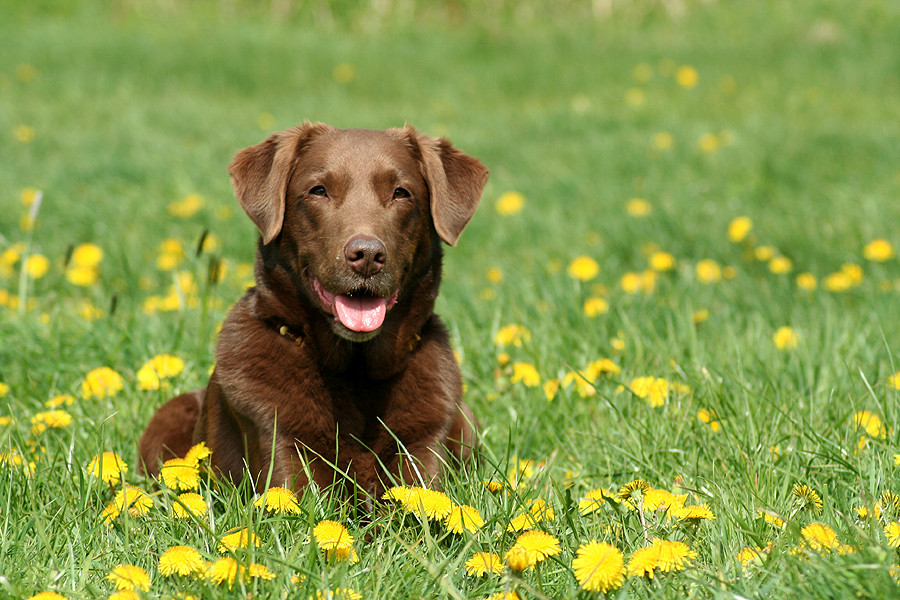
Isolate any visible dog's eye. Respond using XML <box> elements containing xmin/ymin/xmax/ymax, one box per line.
<box><xmin>309</xmin><ymin>186</ymin><xmax>328</xmax><ymax>197</ymax></box>
<box><xmin>392</xmin><ymin>187</ymin><xmax>411</xmax><ymax>200</ymax></box>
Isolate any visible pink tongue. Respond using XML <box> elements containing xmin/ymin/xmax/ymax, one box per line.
<box><xmin>333</xmin><ymin>295</ymin><xmax>387</xmax><ymax>332</ymax></box>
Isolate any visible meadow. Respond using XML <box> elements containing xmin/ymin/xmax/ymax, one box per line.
<box><xmin>2</xmin><ymin>0</ymin><xmax>900</xmax><ymax>598</ymax></box>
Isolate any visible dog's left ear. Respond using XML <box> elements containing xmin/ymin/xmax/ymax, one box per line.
<box><xmin>228</xmin><ymin>122</ymin><xmax>331</xmax><ymax>245</ymax></box>
<box><xmin>409</xmin><ymin>128</ymin><xmax>489</xmax><ymax>246</ymax></box>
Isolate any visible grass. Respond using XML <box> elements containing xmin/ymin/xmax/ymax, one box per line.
<box><xmin>2</xmin><ymin>0</ymin><xmax>900</xmax><ymax>598</ymax></box>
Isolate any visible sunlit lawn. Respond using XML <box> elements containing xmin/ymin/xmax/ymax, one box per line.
<box><xmin>2</xmin><ymin>1</ymin><xmax>900</xmax><ymax>598</ymax></box>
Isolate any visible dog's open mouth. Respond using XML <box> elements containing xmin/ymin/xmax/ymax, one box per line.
<box><xmin>312</xmin><ymin>277</ymin><xmax>399</xmax><ymax>333</ymax></box>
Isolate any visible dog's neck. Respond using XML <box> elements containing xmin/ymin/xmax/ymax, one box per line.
<box><xmin>248</xmin><ymin>244</ymin><xmax>443</xmax><ymax>379</ymax></box>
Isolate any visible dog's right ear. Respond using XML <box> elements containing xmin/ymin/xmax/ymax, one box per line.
<box><xmin>228</xmin><ymin>122</ymin><xmax>331</xmax><ymax>245</ymax></box>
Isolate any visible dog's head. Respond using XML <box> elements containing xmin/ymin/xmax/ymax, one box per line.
<box><xmin>228</xmin><ymin>123</ymin><xmax>489</xmax><ymax>342</ymax></box>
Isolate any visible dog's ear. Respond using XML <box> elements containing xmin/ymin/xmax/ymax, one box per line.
<box><xmin>410</xmin><ymin>127</ymin><xmax>489</xmax><ymax>246</ymax></box>
<box><xmin>228</xmin><ymin>122</ymin><xmax>331</xmax><ymax>245</ymax></box>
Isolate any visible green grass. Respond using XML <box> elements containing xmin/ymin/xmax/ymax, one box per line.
<box><xmin>2</xmin><ymin>0</ymin><xmax>900</xmax><ymax>598</ymax></box>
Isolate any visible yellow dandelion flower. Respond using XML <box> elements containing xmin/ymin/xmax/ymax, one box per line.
<box><xmin>563</xmin><ymin>359</ymin><xmax>620</xmax><ymax>398</ymax></box>
<box><xmin>100</xmin><ymin>502</ymin><xmax>120</xmax><ymax>525</ymax></box>
<box><xmin>769</xmin><ymin>256</ymin><xmax>793</xmax><ymax>274</ymax></box>
<box><xmin>864</xmin><ymin>239</ymin><xmax>895</xmax><ymax>262</ymax></box>
<box><xmin>792</xmin><ymin>483</ymin><xmax>823</xmax><ymax>513</ymax></box>
<box><xmin>505</xmin><ymin>545</ymin><xmax>533</xmax><ymax>572</ymax></box>
<box><xmin>218</xmin><ymin>528</ymin><xmax>261</xmax><ymax>554</ymax></box>
<box><xmin>573</xmin><ymin>541</ymin><xmax>625</xmax><ymax>593</ymax></box>
<box><xmin>328</xmin><ymin>546</ymin><xmax>359</xmax><ymax>563</ymax></box>
<box><xmin>695</xmin><ymin>259</ymin><xmax>722</xmax><ymax>283</ymax></box>
<box><xmin>0</xmin><ymin>382</ymin><xmax>8</xmax><ymax>398</ymax></box>
<box><xmin>65</xmin><ymin>264</ymin><xmax>99</xmax><ymax>286</ymax></box>
<box><xmin>676</xmin><ymin>65</ymin><xmax>699</xmax><ymax>88</ymax></box>
<box><xmin>654</xmin><ymin>539</ymin><xmax>696</xmax><ymax>573</ymax></box>
<box><xmin>485</xmin><ymin>593</ymin><xmax>521</xmax><ymax>600</ymax></box>
<box><xmin>796</xmin><ymin>272</ymin><xmax>817</xmax><ymax>291</ymax></box>
<box><xmin>0</xmin><ymin>416</ymin><xmax>13</xmax><ymax>427</ymax></box>
<box><xmin>626</xmin><ymin>377</ymin><xmax>669</xmax><ymax>407</ymax></box>
<box><xmin>87</xmin><ymin>452</ymin><xmax>128</xmax><ymax>485</ymax></box>
<box><xmin>465</xmin><ymin>552</ymin><xmax>503</xmax><ymax>577</ymax></box>
<box><xmin>800</xmin><ymin>522</ymin><xmax>839</xmax><ymax>551</ymax></box>
<box><xmin>514</xmin><ymin>530</ymin><xmax>561</xmax><ymax>565</ymax></box>
<box><xmin>496</xmin><ymin>191</ymin><xmax>525</xmax><ymax>216</ymax></box>
<box><xmin>108</xmin><ymin>592</ymin><xmax>140</xmax><ymax>600</ymax></box>
<box><xmin>583</xmin><ymin>296</ymin><xmax>609</xmax><ymax>317</ymax></box>
<box><xmin>842</xmin><ymin>263</ymin><xmax>864</xmax><ymax>285</ymax></box>
<box><xmin>697</xmin><ymin>408</ymin><xmax>721</xmax><ymax>432</ymax></box>
<box><xmin>823</xmin><ymin>271</ymin><xmax>853</xmax><ymax>292</ymax></box>
<box><xmin>529</xmin><ymin>498</ymin><xmax>555</xmax><ymax>522</ymax></box>
<box><xmin>885</xmin><ymin>522</ymin><xmax>900</xmax><ymax>547</ymax></box>
<box><xmin>71</xmin><ymin>243</ymin><xmax>103</xmax><ymax>268</ymax></box>
<box><xmin>649</xmin><ymin>251</ymin><xmax>676</xmax><ymax>272</ymax></box>
<box><xmin>507</xmin><ymin>512</ymin><xmax>536</xmax><ymax>532</ymax></box>
<box><xmin>159</xmin><ymin>545</ymin><xmax>205</xmax><ymax>577</ymax></box>
<box><xmin>758</xmin><ymin>510</ymin><xmax>785</xmax><ymax>529</ymax></box>
<box><xmin>728</xmin><ymin>217</ymin><xmax>752</xmax><ymax>243</ymax></box>
<box><xmin>113</xmin><ymin>486</ymin><xmax>153</xmax><ymax>519</ymax></box>
<box><xmin>494</xmin><ymin>324</ymin><xmax>530</xmax><ymax>347</ymax></box>
<box><xmin>510</xmin><ymin>362</ymin><xmax>540</xmax><ymax>387</ymax></box>
<box><xmin>28</xmin><ymin>593</ymin><xmax>68</xmax><ymax>600</ymax></box>
<box><xmin>167</xmin><ymin>194</ymin><xmax>204</xmax><ymax>218</ymax></box>
<box><xmin>137</xmin><ymin>354</ymin><xmax>185</xmax><ymax>390</ymax></box>
<box><xmin>81</xmin><ymin>367</ymin><xmax>124</xmax><ymax>400</ymax></box>
<box><xmin>382</xmin><ymin>485</ymin><xmax>412</xmax><ymax>503</ymax></box>
<box><xmin>619</xmin><ymin>479</ymin><xmax>651</xmax><ymax>503</ymax></box>
<box><xmin>698</xmin><ymin>132</ymin><xmax>719</xmax><ymax>154</ymax></box>
<box><xmin>882</xmin><ymin>490</ymin><xmax>900</xmax><ymax>512</ymax></box>
<box><xmin>567</xmin><ymin>255</ymin><xmax>600</xmax><ymax>282</ymax></box>
<box><xmin>147</xmin><ymin>354</ymin><xmax>185</xmax><ymax>378</ymax></box>
<box><xmin>643</xmin><ymin>488</ymin><xmax>688</xmax><ymax>513</ymax></box>
<box><xmin>44</xmin><ymin>394</ymin><xmax>75</xmax><ymax>409</ymax></box>
<box><xmin>172</xmin><ymin>492</ymin><xmax>207</xmax><ymax>519</ymax></box>
<box><xmin>486</xmin><ymin>266</ymin><xmax>503</xmax><ymax>284</ymax></box>
<box><xmin>314</xmin><ymin>588</ymin><xmax>362</xmax><ymax>600</ymax></box>
<box><xmin>852</xmin><ymin>410</ymin><xmax>887</xmax><ymax>439</ymax></box>
<box><xmin>674</xmin><ymin>504</ymin><xmax>715</xmax><ymax>521</ymax></box>
<box><xmin>248</xmin><ymin>563</ymin><xmax>275</xmax><ymax>580</ymax></box>
<box><xmin>445</xmin><ymin>504</ymin><xmax>484</xmax><ymax>534</ymax></box>
<box><xmin>578</xmin><ymin>489</ymin><xmax>609</xmax><ymax>515</ymax></box>
<box><xmin>753</xmin><ymin>245</ymin><xmax>776</xmax><ymax>261</ymax></box>
<box><xmin>24</xmin><ymin>254</ymin><xmax>50</xmax><ymax>279</ymax></box>
<box><xmin>184</xmin><ymin>441</ymin><xmax>212</xmax><ymax>465</ymax></box>
<box><xmin>160</xmin><ymin>458</ymin><xmax>200</xmax><ymax>491</ymax></box>
<box><xmin>30</xmin><ymin>410</ymin><xmax>72</xmax><ymax>435</ymax></box>
<box><xmin>773</xmin><ymin>326</ymin><xmax>798</xmax><ymax>350</ymax></box>
<box><xmin>736</xmin><ymin>545</ymin><xmax>766</xmax><ymax>568</ymax></box>
<box><xmin>627</xmin><ymin>545</ymin><xmax>660</xmax><ymax>579</ymax></box>
<box><xmin>312</xmin><ymin>520</ymin><xmax>354</xmax><ymax>551</ymax></box>
<box><xmin>483</xmin><ymin>480</ymin><xmax>504</xmax><ymax>494</ymax></box>
<box><xmin>855</xmin><ymin>503</ymin><xmax>883</xmax><ymax>520</ymax></box>
<box><xmin>543</xmin><ymin>378</ymin><xmax>560</xmax><ymax>401</ymax></box>
<box><xmin>626</xmin><ymin>197</ymin><xmax>652</xmax><ymax>216</ymax></box>
<box><xmin>206</xmin><ymin>557</ymin><xmax>242</xmax><ymax>588</ymax></box>
<box><xmin>407</xmin><ymin>488</ymin><xmax>453</xmax><ymax>521</ymax></box>
<box><xmin>652</xmin><ymin>131</ymin><xmax>674</xmax><ymax>151</ymax></box>
<box><xmin>107</xmin><ymin>564</ymin><xmax>151</xmax><ymax>591</ymax></box>
<box><xmin>254</xmin><ymin>486</ymin><xmax>300</xmax><ymax>514</ymax></box>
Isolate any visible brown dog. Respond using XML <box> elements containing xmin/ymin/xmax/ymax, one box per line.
<box><xmin>138</xmin><ymin>123</ymin><xmax>488</xmax><ymax>502</ymax></box>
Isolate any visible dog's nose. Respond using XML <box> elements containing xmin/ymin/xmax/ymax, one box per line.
<box><xmin>344</xmin><ymin>235</ymin><xmax>387</xmax><ymax>277</ymax></box>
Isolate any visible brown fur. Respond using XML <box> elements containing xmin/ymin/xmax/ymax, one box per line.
<box><xmin>138</xmin><ymin>123</ymin><xmax>488</xmax><ymax>502</ymax></box>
